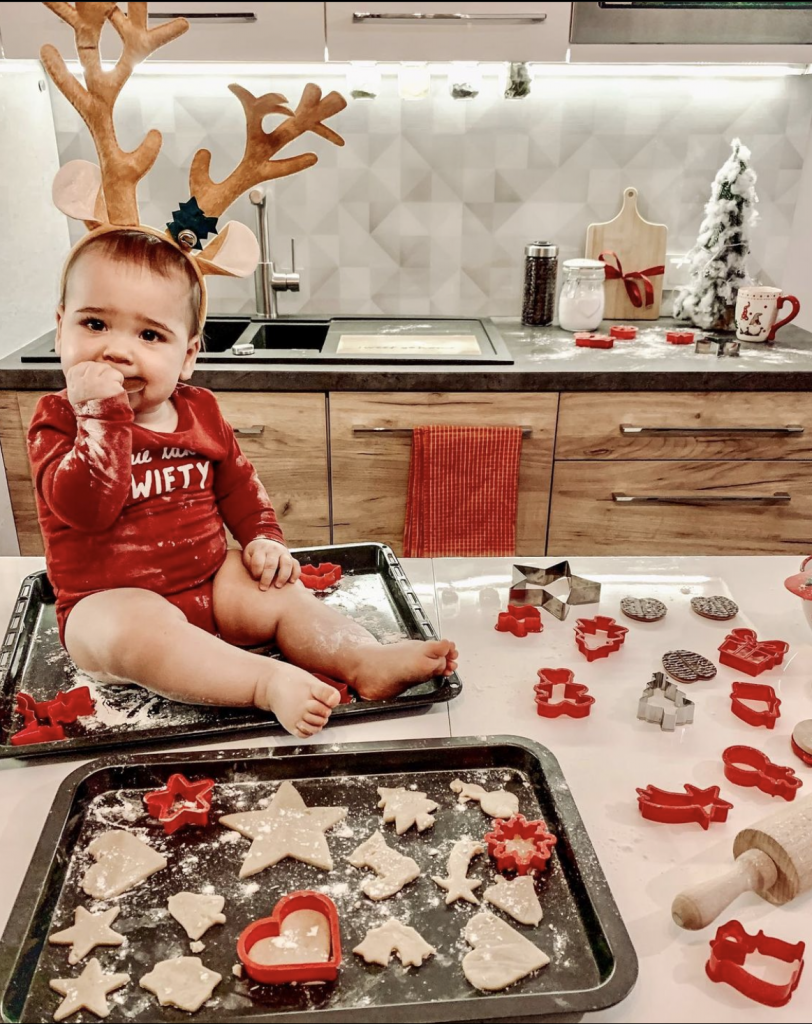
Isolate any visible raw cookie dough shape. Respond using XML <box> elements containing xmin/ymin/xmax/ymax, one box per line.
<box><xmin>432</xmin><ymin>838</ymin><xmax>484</xmax><ymax>905</ymax></box>
<box><xmin>140</xmin><ymin>956</ymin><xmax>222</xmax><ymax>1013</ymax></box>
<box><xmin>50</xmin><ymin>906</ymin><xmax>125</xmax><ymax>965</ymax></box>
<box><xmin>483</xmin><ymin>876</ymin><xmax>543</xmax><ymax>927</ymax></box>
<box><xmin>219</xmin><ymin>780</ymin><xmax>347</xmax><ymax>878</ymax></box>
<box><xmin>354</xmin><ymin>919</ymin><xmax>435</xmax><ymax>968</ymax></box>
<box><xmin>81</xmin><ymin>831</ymin><xmax>167</xmax><ymax>900</ymax></box>
<box><xmin>50</xmin><ymin>958</ymin><xmax>129</xmax><ymax>1022</ymax></box>
<box><xmin>462</xmin><ymin>913</ymin><xmax>549</xmax><ymax>992</ymax></box>
<box><xmin>377</xmin><ymin>786</ymin><xmax>438</xmax><ymax>834</ymax></box>
<box><xmin>347</xmin><ymin>831</ymin><xmax>420</xmax><ymax>900</ymax></box>
<box><xmin>450</xmin><ymin>779</ymin><xmax>519</xmax><ymax>819</ymax></box>
<box><xmin>168</xmin><ymin>892</ymin><xmax>226</xmax><ymax>942</ymax></box>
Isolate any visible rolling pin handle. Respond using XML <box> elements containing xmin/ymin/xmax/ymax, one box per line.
<box><xmin>671</xmin><ymin>849</ymin><xmax>779</xmax><ymax>931</ymax></box>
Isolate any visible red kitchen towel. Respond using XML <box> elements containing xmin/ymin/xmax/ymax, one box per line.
<box><xmin>403</xmin><ymin>425</ymin><xmax>523</xmax><ymax>557</ymax></box>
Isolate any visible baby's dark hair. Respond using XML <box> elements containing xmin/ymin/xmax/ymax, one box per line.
<box><xmin>60</xmin><ymin>229</ymin><xmax>202</xmax><ymax>336</ymax></box>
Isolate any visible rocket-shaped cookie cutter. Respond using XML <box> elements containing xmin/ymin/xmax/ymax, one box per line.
<box><xmin>509</xmin><ymin>561</ymin><xmax>601</xmax><ymax>621</ymax></box>
<box><xmin>637</xmin><ymin>672</ymin><xmax>695</xmax><ymax>731</ymax></box>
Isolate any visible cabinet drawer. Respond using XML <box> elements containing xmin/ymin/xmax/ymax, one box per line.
<box><xmin>330</xmin><ymin>392</ymin><xmax>557</xmax><ymax>555</ymax></box>
<box><xmin>556</xmin><ymin>393</ymin><xmax>812</xmax><ymax>461</ymax></box>
<box><xmin>548</xmin><ymin>460</ymin><xmax>812</xmax><ymax>556</ymax></box>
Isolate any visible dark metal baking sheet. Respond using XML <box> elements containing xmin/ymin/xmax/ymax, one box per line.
<box><xmin>0</xmin><ymin>736</ymin><xmax>637</xmax><ymax>1023</ymax></box>
<box><xmin>0</xmin><ymin>544</ymin><xmax>460</xmax><ymax>760</ymax></box>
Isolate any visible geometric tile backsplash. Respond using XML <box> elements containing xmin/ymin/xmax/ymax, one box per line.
<box><xmin>49</xmin><ymin>67</ymin><xmax>812</xmax><ymax>317</ymax></box>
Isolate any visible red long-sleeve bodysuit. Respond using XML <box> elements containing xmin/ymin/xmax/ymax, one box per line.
<box><xmin>27</xmin><ymin>383</ymin><xmax>284</xmax><ymax>643</ymax></box>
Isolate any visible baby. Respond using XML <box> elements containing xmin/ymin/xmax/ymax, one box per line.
<box><xmin>27</xmin><ymin>228</ymin><xmax>458</xmax><ymax>738</ymax></box>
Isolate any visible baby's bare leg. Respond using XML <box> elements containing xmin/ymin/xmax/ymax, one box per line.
<box><xmin>64</xmin><ymin>588</ymin><xmax>339</xmax><ymax>737</ymax></box>
<box><xmin>213</xmin><ymin>552</ymin><xmax>459</xmax><ymax>700</ymax></box>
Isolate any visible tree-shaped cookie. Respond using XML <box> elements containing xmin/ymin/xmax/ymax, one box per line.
<box><xmin>377</xmin><ymin>786</ymin><xmax>438</xmax><ymax>835</ymax></box>
<box><xmin>354</xmin><ymin>920</ymin><xmax>435</xmax><ymax>968</ymax></box>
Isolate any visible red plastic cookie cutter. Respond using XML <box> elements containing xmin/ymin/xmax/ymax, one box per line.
<box><xmin>495</xmin><ymin>604</ymin><xmax>543</xmax><ymax>638</ymax></box>
<box><xmin>144</xmin><ymin>773</ymin><xmax>215</xmax><ymax>834</ymax></box>
<box><xmin>237</xmin><ymin>891</ymin><xmax>342</xmax><ymax>984</ymax></box>
<box><xmin>313</xmin><ymin>672</ymin><xmax>352</xmax><ymax>704</ymax></box>
<box><xmin>706</xmin><ymin>919</ymin><xmax>805</xmax><ymax>1008</ymax></box>
<box><xmin>636</xmin><ymin>783</ymin><xmax>733</xmax><ymax>830</ymax></box>
<box><xmin>573</xmin><ymin>615</ymin><xmax>628</xmax><ymax>662</ymax></box>
<box><xmin>718</xmin><ymin>628</ymin><xmax>789</xmax><ymax>677</ymax></box>
<box><xmin>300</xmin><ymin>563</ymin><xmax>342</xmax><ymax>591</ymax></box>
<box><xmin>484</xmin><ymin>814</ymin><xmax>557</xmax><ymax>876</ymax></box>
<box><xmin>10</xmin><ymin>721</ymin><xmax>66</xmax><ymax>746</ymax></box>
<box><xmin>722</xmin><ymin>745</ymin><xmax>802</xmax><ymax>802</ymax></box>
<box><xmin>729</xmin><ymin>682</ymin><xmax>781</xmax><ymax>729</ymax></box>
<box><xmin>610</xmin><ymin>324</ymin><xmax>637</xmax><ymax>340</ymax></box>
<box><xmin>666</xmin><ymin>329</ymin><xmax>695</xmax><ymax>345</ymax></box>
<box><xmin>9</xmin><ymin>686</ymin><xmax>95</xmax><ymax>745</ymax></box>
<box><xmin>534</xmin><ymin>668</ymin><xmax>594</xmax><ymax>719</ymax></box>
<box><xmin>575</xmin><ymin>332</ymin><xmax>613</xmax><ymax>349</ymax></box>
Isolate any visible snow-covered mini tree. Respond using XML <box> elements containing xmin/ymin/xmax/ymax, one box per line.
<box><xmin>673</xmin><ymin>138</ymin><xmax>758</xmax><ymax>331</ymax></box>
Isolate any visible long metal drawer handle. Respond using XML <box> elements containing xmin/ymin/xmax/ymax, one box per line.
<box><xmin>353</xmin><ymin>11</ymin><xmax>548</xmax><ymax>24</ymax></box>
<box><xmin>353</xmin><ymin>426</ymin><xmax>533</xmax><ymax>438</ymax></box>
<box><xmin>612</xmin><ymin>492</ymin><xmax>791</xmax><ymax>506</ymax></box>
<box><xmin>233</xmin><ymin>425</ymin><xmax>265</xmax><ymax>437</ymax></box>
<box><xmin>620</xmin><ymin>423</ymin><xmax>804</xmax><ymax>437</ymax></box>
<box><xmin>149</xmin><ymin>12</ymin><xmax>258</xmax><ymax>22</ymax></box>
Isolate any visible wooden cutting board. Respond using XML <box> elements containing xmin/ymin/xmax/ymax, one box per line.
<box><xmin>585</xmin><ymin>186</ymin><xmax>668</xmax><ymax>321</ymax></box>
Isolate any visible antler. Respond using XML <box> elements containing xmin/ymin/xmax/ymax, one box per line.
<box><xmin>40</xmin><ymin>2</ymin><xmax>188</xmax><ymax>224</ymax></box>
<box><xmin>189</xmin><ymin>82</ymin><xmax>347</xmax><ymax>218</ymax></box>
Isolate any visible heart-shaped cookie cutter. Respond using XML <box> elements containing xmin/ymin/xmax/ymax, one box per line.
<box><xmin>237</xmin><ymin>891</ymin><xmax>342</xmax><ymax>984</ymax></box>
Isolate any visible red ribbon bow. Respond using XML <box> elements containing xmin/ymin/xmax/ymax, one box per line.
<box><xmin>599</xmin><ymin>250</ymin><xmax>665</xmax><ymax>309</ymax></box>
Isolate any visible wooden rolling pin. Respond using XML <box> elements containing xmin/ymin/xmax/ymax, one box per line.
<box><xmin>672</xmin><ymin>795</ymin><xmax>812</xmax><ymax>930</ymax></box>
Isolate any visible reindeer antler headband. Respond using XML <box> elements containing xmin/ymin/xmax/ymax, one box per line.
<box><xmin>41</xmin><ymin>1</ymin><xmax>346</xmax><ymax>328</ymax></box>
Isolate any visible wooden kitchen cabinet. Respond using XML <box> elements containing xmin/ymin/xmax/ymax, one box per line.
<box><xmin>329</xmin><ymin>392</ymin><xmax>557</xmax><ymax>555</ymax></box>
<box><xmin>0</xmin><ymin>391</ymin><xmax>330</xmax><ymax>555</ymax></box>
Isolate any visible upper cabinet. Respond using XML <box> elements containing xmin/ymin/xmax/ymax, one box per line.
<box><xmin>325</xmin><ymin>2</ymin><xmax>571</xmax><ymax>62</ymax></box>
<box><xmin>0</xmin><ymin>2</ymin><xmax>326</xmax><ymax>63</ymax></box>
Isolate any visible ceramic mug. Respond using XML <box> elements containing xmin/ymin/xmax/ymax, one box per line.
<box><xmin>735</xmin><ymin>286</ymin><xmax>800</xmax><ymax>343</ymax></box>
<box><xmin>784</xmin><ymin>555</ymin><xmax>812</xmax><ymax>632</ymax></box>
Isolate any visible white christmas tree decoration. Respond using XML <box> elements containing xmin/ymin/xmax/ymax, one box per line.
<box><xmin>673</xmin><ymin>138</ymin><xmax>758</xmax><ymax>331</ymax></box>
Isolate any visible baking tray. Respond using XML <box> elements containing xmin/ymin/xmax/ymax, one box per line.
<box><xmin>0</xmin><ymin>735</ymin><xmax>637</xmax><ymax>1024</ymax></box>
<box><xmin>0</xmin><ymin>544</ymin><xmax>460</xmax><ymax>761</ymax></box>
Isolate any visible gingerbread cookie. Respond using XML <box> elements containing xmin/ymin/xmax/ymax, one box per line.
<box><xmin>662</xmin><ymin>650</ymin><xmax>717</xmax><ymax>683</ymax></box>
<box><xmin>620</xmin><ymin>597</ymin><xmax>667</xmax><ymax>622</ymax></box>
<box><xmin>691</xmin><ymin>596</ymin><xmax>739</xmax><ymax>621</ymax></box>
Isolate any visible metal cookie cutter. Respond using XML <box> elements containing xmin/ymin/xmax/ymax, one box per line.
<box><xmin>509</xmin><ymin>561</ymin><xmax>601</xmax><ymax>621</ymax></box>
<box><xmin>637</xmin><ymin>672</ymin><xmax>695</xmax><ymax>731</ymax></box>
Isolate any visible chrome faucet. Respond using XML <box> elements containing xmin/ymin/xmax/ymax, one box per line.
<box><xmin>249</xmin><ymin>186</ymin><xmax>299</xmax><ymax>318</ymax></box>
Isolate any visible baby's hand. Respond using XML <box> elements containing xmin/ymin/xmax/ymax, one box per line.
<box><xmin>66</xmin><ymin>361</ymin><xmax>126</xmax><ymax>407</ymax></box>
<box><xmin>244</xmin><ymin>539</ymin><xmax>301</xmax><ymax>591</ymax></box>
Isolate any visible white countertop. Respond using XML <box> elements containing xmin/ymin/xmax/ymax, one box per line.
<box><xmin>1</xmin><ymin>555</ymin><xmax>810</xmax><ymax>1023</ymax></box>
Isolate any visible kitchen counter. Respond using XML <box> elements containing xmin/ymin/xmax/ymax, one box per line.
<box><xmin>2</xmin><ymin>317</ymin><xmax>811</xmax><ymax>392</ymax></box>
<box><xmin>0</xmin><ymin>554</ymin><xmax>810</xmax><ymax>1022</ymax></box>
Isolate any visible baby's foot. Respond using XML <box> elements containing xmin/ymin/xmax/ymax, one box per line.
<box><xmin>350</xmin><ymin>639</ymin><xmax>459</xmax><ymax>702</ymax></box>
<box><xmin>255</xmin><ymin>662</ymin><xmax>341</xmax><ymax>738</ymax></box>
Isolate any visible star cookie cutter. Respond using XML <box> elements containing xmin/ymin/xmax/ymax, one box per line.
<box><xmin>636</xmin><ymin>784</ymin><xmax>733</xmax><ymax>830</ymax></box>
<box><xmin>637</xmin><ymin>672</ymin><xmax>695</xmax><ymax>732</ymax></box>
<box><xmin>484</xmin><ymin>814</ymin><xmax>557</xmax><ymax>876</ymax></box>
<box><xmin>10</xmin><ymin>686</ymin><xmax>96</xmax><ymax>745</ymax></box>
<box><xmin>534</xmin><ymin>668</ymin><xmax>594</xmax><ymax>719</ymax></box>
<box><xmin>495</xmin><ymin>604</ymin><xmax>543</xmax><ymax>637</ymax></box>
<box><xmin>729</xmin><ymin>682</ymin><xmax>781</xmax><ymax>729</ymax></box>
<box><xmin>573</xmin><ymin>615</ymin><xmax>628</xmax><ymax>662</ymax></box>
<box><xmin>706</xmin><ymin>920</ymin><xmax>805</xmax><ymax>1008</ymax></box>
<box><xmin>237</xmin><ymin>891</ymin><xmax>342</xmax><ymax>985</ymax></box>
<box><xmin>718</xmin><ymin>628</ymin><xmax>789</xmax><ymax>677</ymax></box>
<box><xmin>144</xmin><ymin>773</ymin><xmax>215</xmax><ymax>834</ymax></box>
<box><xmin>509</xmin><ymin>561</ymin><xmax>601</xmax><ymax>621</ymax></box>
<box><xmin>300</xmin><ymin>563</ymin><xmax>342</xmax><ymax>591</ymax></box>
<box><xmin>722</xmin><ymin>745</ymin><xmax>802</xmax><ymax>802</ymax></box>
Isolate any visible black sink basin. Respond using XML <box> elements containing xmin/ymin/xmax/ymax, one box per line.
<box><xmin>198</xmin><ymin>318</ymin><xmax>330</xmax><ymax>360</ymax></box>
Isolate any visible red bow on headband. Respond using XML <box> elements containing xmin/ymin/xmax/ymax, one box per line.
<box><xmin>599</xmin><ymin>251</ymin><xmax>665</xmax><ymax>308</ymax></box>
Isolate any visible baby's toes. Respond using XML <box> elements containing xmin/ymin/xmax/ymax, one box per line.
<box><xmin>312</xmin><ymin>680</ymin><xmax>341</xmax><ymax>708</ymax></box>
<box><xmin>294</xmin><ymin>721</ymin><xmax>318</xmax><ymax>738</ymax></box>
<box><xmin>303</xmin><ymin>709</ymin><xmax>328</xmax><ymax>728</ymax></box>
<box><xmin>305</xmin><ymin>698</ymin><xmax>332</xmax><ymax>720</ymax></box>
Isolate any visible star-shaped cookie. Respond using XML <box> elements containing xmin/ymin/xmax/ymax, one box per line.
<box><xmin>50</xmin><ymin>958</ymin><xmax>129</xmax><ymax>1022</ymax></box>
<box><xmin>432</xmin><ymin>839</ymin><xmax>484</xmax><ymax>905</ymax></box>
<box><xmin>219</xmin><ymin>781</ymin><xmax>347</xmax><ymax>878</ymax></box>
<box><xmin>49</xmin><ymin>906</ymin><xmax>125</xmax><ymax>965</ymax></box>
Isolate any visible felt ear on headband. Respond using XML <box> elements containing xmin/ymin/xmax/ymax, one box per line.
<box><xmin>41</xmin><ymin>1</ymin><xmax>346</xmax><ymax>288</ymax></box>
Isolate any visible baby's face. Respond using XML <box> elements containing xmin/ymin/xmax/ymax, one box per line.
<box><xmin>56</xmin><ymin>251</ymin><xmax>200</xmax><ymax>414</ymax></box>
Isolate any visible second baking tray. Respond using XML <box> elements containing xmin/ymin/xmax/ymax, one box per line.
<box><xmin>0</xmin><ymin>543</ymin><xmax>460</xmax><ymax>760</ymax></box>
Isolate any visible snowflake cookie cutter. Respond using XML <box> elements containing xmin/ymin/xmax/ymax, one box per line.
<box><xmin>534</xmin><ymin>668</ymin><xmax>594</xmax><ymax>719</ymax></box>
<box><xmin>722</xmin><ymin>745</ymin><xmax>802</xmax><ymax>802</ymax></box>
<box><xmin>144</xmin><ymin>774</ymin><xmax>215</xmax><ymax>834</ymax></box>
<box><xmin>484</xmin><ymin>814</ymin><xmax>557</xmax><ymax>876</ymax></box>
<box><xmin>729</xmin><ymin>682</ymin><xmax>781</xmax><ymax>729</ymax></box>
<box><xmin>706</xmin><ymin>920</ymin><xmax>805</xmax><ymax>1008</ymax></box>
<box><xmin>300</xmin><ymin>563</ymin><xmax>342</xmax><ymax>591</ymax></box>
<box><xmin>637</xmin><ymin>672</ymin><xmax>695</xmax><ymax>732</ymax></box>
<box><xmin>509</xmin><ymin>561</ymin><xmax>601</xmax><ymax>621</ymax></box>
<box><xmin>636</xmin><ymin>784</ymin><xmax>733</xmax><ymax>830</ymax></box>
<box><xmin>495</xmin><ymin>604</ymin><xmax>543</xmax><ymax>638</ymax></box>
<box><xmin>573</xmin><ymin>615</ymin><xmax>628</xmax><ymax>662</ymax></box>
